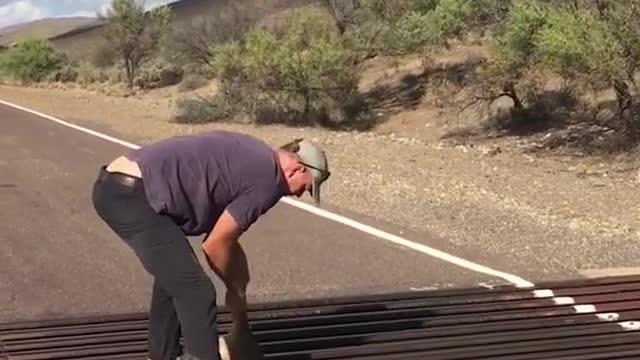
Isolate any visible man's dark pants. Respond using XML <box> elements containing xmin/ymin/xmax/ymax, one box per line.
<box><xmin>91</xmin><ymin>167</ymin><xmax>220</xmax><ymax>360</ymax></box>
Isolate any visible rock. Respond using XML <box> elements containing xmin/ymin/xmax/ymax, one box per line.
<box><xmin>595</xmin><ymin>108</ymin><xmax>616</xmax><ymax>124</ymax></box>
<box><xmin>480</xmin><ymin>146</ymin><xmax>502</xmax><ymax>156</ymax></box>
<box><xmin>567</xmin><ymin>219</ymin><xmax>582</xmax><ymax>231</ymax></box>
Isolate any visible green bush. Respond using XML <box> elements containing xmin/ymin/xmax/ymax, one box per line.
<box><xmin>178</xmin><ymin>73</ymin><xmax>209</xmax><ymax>91</ymax></box>
<box><xmin>0</xmin><ymin>53</ymin><xmax>9</xmax><ymax>79</ymax></box>
<box><xmin>341</xmin><ymin>0</ymin><xmax>475</xmax><ymax>57</ymax></box>
<box><xmin>386</xmin><ymin>0</ymin><xmax>474</xmax><ymax>53</ymax></box>
<box><xmin>76</xmin><ymin>62</ymin><xmax>102</xmax><ymax>86</ymax></box>
<box><xmin>135</xmin><ymin>59</ymin><xmax>184</xmax><ymax>89</ymax></box>
<box><xmin>493</xmin><ymin>1</ymin><xmax>548</xmax><ymax>69</ymax></box>
<box><xmin>474</xmin><ymin>1</ymin><xmax>550</xmax><ymax>111</ymax></box>
<box><xmin>484</xmin><ymin>0</ymin><xmax>631</xmax><ymax>91</ymax></box>
<box><xmin>603</xmin><ymin>1</ymin><xmax>640</xmax><ymax>82</ymax></box>
<box><xmin>46</xmin><ymin>65</ymin><xmax>79</xmax><ymax>83</ymax></box>
<box><xmin>212</xmin><ymin>7</ymin><xmax>360</xmax><ymax>126</ymax></box>
<box><xmin>91</xmin><ymin>43</ymin><xmax>117</xmax><ymax>69</ymax></box>
<box><xmin>173</xmin><ymin>97</ymin><xmax>229</xmax><ymax>124</ymax></box>
<box><xmin>0</xmin><ymin>39</ymin><xmax>66</xmax><ymax>82</ymax></box>
<box><xmin>474</xmin><ymin>0</ymin><xmax>638</xmax><ymax>131</ymax></box>
<box><xmin>467</xmin><ymin>0</ymin><xmax>512</xmax><ymax>31</ymax></box>
<box><xmin>535</xmin><ymin>7</ymin><xmax>625</xmax><ymax>88</ymax></box>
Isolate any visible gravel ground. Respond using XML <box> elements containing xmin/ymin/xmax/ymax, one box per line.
<box><xmin>2</xmin><ymin>84</ymin><xmax>639</xmax><ymax>281</ymax></box>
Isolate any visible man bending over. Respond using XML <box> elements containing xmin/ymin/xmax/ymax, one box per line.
<box><xmin>91</xmin><ymin>130</ymin><xmax>330</xmax><ymax>360</ymax></box>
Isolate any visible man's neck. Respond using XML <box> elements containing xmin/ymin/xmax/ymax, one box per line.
<box><xmin>274</xmin><ymin>151</ymin><xmax>289</xmax><ymax>195</ymax></box>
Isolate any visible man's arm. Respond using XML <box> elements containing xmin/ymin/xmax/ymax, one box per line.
<box><xmin>201</xmin><ymin>210</ymin><xmax>250</xmax><ymax>324</ymax></box>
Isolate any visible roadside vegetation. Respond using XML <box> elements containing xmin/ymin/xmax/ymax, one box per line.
<box><xmin>2</xmin><ymin>0</ymin><xmax>640</xmax><ymax>153</ymax></box>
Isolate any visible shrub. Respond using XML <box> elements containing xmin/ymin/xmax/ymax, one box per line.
<box><xmin>493</xmin><ymin>1</ymin><xmax>548</xmax><ymax>70</ymax></box>
<box><xmin>535</xmin><ymin>7</ymin><xmax>625</xmax><ymax>89</ymax></box>
<box><xmin>473</xmin><ymin>1</ymin><xmax>550</xmax><ymax>112</ymax></box>
<box><xmin>212</xmin><ymin>7</ymin><xmax>360</xmax><ymax>126</ymax></box>
<box><xmin>178</xmin><ymin>73</ymin><xmax>209</xmax><ymax>91</ymax></box>
<box><xmin>46</xmin><ymin>65</ymin><xmax>79</xmax><ymax>83</ymax></box>
<box><xmin>0</xmin><ymin>39</ymin><xmax>66</xmax><ymax>82</ymax></box>
<box><xmin>135</xmin><ymin>59</ymin><xmax>184</xmax><ymax>89</ymax></box>
<box><xmin>173</xmin><ymin>97</ymin><xmax>229</xmax><ymax>124</ymax></box>
<box><xmin>91</xmin><ymin>43</ymin><xmax>118</xmax><ymax>69</ymax></box>
<box><xmin>77</xmin><ymin>62</ymin><xmax>100</xmax><ymax>86</ymax></box>
<box><xmin>101</xmin><ymin>0</ymin><xmax>173</xmax><ymax>88</ymax></box>
<box><xmin>162</xmin><ymin>3</ymin><xmax>256</xmax><ymax>70</ymax></box>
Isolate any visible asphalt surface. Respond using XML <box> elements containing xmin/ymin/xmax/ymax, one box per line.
<box><xmin>0</xmin><ymin>103</ymin><xmax>513</xmax><ymax>323</ymax></box>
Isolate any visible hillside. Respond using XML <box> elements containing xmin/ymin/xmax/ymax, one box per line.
<box><xmin>0</xmin><ymin>0</ymin><xmax>315</xmax><ymax>55</ymax></box>
<box><xmin>47</xmin><ymin>0</ymin><xmax>318</xmax><ymax>59</ymax></box>
<box><xmin>0</xmin><ymin>17</ymin><xmax>102</xmax><ymax>46</ymax></box>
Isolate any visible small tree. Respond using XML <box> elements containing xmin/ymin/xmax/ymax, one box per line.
<box><xmin>534</xmin><ymin>3</ymin><xmax>639</xmax><ymax>138</ymax></box>
<box><xmin>101</xmin><ymin>0</ymin><xmax>172</xmax><ymax>88</ymax></box>
<box><xmin>385</xmin><ymin>0</ymin><xmax>474</xmax><ymax>54</ymax></box>
<box><xmin>335</xmin><ymin>0</ymin><xmax>476</xmax><ymax>62</ymax></box>
<box><xmin>163</xmin><ymin>3</ymin><xmax>256</xmax><ymax>70</ymax></box>
<box><xmin>0</xmin><ymin>39</ymin><xmax>65</xmax><ymax>82</ymax></box>
<box><xmin>213</xmin><ymin>7</ymin><xmax>359</xmax><ymax>125</ymax></box>
<box><xmin>597</xmin><ymin>0</ymin><xmax>640</xmax><ymax>104</ymax></box>
<box><xmin>535</xmin><ymin>7</ymin><xmax>625</xmax><ymax>91</ymax></box>
<box><xmin>322</xmin><ymin>0</ymin><xmax>362</xmax><ymax>35</ymax></box>
<box><xmin>473</xmin><ymin>1</ymin><xmax>549</xmax><ymax>111</ymax></box>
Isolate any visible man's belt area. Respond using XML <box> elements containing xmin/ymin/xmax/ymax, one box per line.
<box><xmin>101</xmin><ymin>169</ymin><xmax>142</xmax><ymax>188</ymax></box>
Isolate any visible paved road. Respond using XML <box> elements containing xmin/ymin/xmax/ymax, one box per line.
<box><xmin>0</xmin><ymin>103</ymin><xmax>514</xmax><ymax>323</ymax></box>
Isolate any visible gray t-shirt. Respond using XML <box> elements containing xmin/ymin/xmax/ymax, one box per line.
<box><xmin>128</xmin><ymin>130</ymin><xmax>285</xmax><ymax>235</ymax></box>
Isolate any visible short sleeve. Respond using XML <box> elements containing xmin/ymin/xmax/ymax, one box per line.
<box><xmin>226</xmin><ymin>184</ymin><xmax>282</xmax><ymax>232</ymax></box>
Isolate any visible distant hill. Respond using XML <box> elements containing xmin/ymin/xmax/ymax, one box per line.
<box><xmin>0</xmin><ymin>0</ymin><xmax>320</xmax><ymax>59</ymax></box>
<box><xmin>46</xmin><ymin>0</ymin><xmax>319</xmax><ymax>59</ymax></box>
<box><xmin>0</xmin><ymin>17</ymin><xmax>104</xmax><ymax>46</ymax></box>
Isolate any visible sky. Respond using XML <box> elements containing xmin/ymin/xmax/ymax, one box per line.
<box><xmin>0</xmin><ymin>0</ymin><xmax>174</xmax><ymax>29</ymax></box>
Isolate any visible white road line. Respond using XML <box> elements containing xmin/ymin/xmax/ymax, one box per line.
<box><xmin>530</xmin><ymin>289</ymin><xmax>638</xmax><ymax>331</ymax></box>
<box><xmin>1</xmin><ymin>99</ymin><xmax>534</xmax><ymax>288</ymax></box>
<box><xmin>0</xmin><ymin>100</ymin><xmax>142</xmax><ymax>150</ymax></box>
<box><xmin>620</xmin><ymin>321</ymin><xmax>640</xmax><ymax>331</ymax></box>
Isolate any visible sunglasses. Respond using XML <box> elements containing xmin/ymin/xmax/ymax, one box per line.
<box><xmin>299</xmin><ymin>160</ymin><xmax>331</xmax><ymax>182</ymax></box>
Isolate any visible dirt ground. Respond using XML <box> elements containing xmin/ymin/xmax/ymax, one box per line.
<box><xmin>2</xmin><ymin>48</ymin><xmax>639</xmax><ymax>281</ymax></box>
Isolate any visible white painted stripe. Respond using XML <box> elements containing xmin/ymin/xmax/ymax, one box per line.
<box><xmin>573</xmin><ymin>304</ymin><xmax>596</xmax><ymax>313</ymax></box>
<box><xmin>552</xmin><ymin>297</ymin><xmax>575</xmax><ymax>305</ymax></box>
<box><xmin>597</xmin><ymin>313</ymin><xmax>620</xmax><ymax>321</ymax></box>
<box><xmin>281</xmin><ymin>197</ymin><xmax>535</xmax><ymax>288</ymax></box>
<box><xmin>529</xmin><ymin>291</ymin><xmax>629</xmax><ymax>330</ymax></box>
<box><xmin>409</xmin><ymin>286</ymin><xmax>438</xmax><ymax>291</ymax></box>
<box><xmin>533</xmin><ymin>289</ymin><xmax>554</xmax><ymax>298</ymax></box>
<box><xmin>530</xmin><ymin>289</ymin><xmax>631</xmax><ymax>330</ymax></box>
<box><xmin>0</xmin><ymin>100</ymin><xmax>141</xmax><ymax>150</ymax></box>
<box><xmin>1</xmin><ymin>98</ymin><xmax>537</xmax><ymax>288</ymax></box>
<box><xmin>619</xmin><ymin>321</ymin><xmax>640</xmax><ymax>331</ymax></box>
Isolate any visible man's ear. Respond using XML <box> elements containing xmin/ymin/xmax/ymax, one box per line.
<box><xmin>295</xmin><ymin>163</ymin><xmax>307</xmax><ymax>175</ymax></box>
<box><xmin>285</xmin><ymin>163</ymin><xmax>304</xmax><ymax>177</ymax></box>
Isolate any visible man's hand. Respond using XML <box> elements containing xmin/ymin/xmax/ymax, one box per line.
<box><xmin>225</xmin><ymin>287</ymin><xmax>249</xmax><ymax>328</ymax></box>
<box><xmin>201</xmin><ymin>210</ymin><xmax>251</xmax><ymax>324</ymax></box>
<box><xmin>223</xmin><ymin>242</ymin><xmax>251</xmax><ymax>327</ymax></box>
